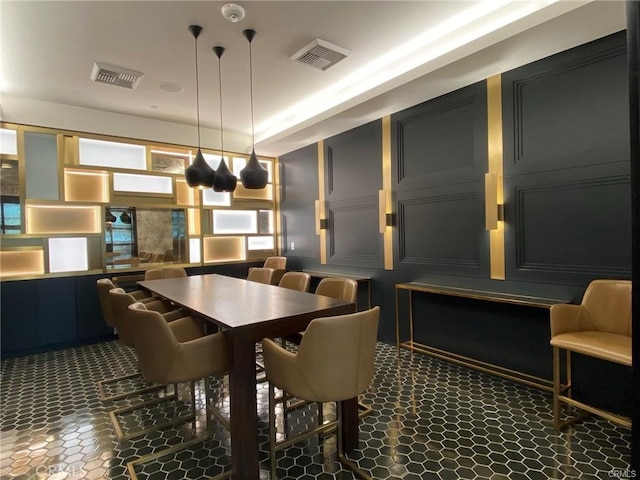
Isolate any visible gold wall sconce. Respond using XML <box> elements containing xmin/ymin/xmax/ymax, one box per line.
<box><xmin>485</xmin><ymin>172</ymin><xmax>504</xmax><ymax>230</ymax></box>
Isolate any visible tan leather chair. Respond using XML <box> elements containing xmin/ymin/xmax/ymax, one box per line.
<box><xmin>278</xmin><ymin>272</ymin><xmax>311</xmax><ymax>292</ymax></box>
<box><xmin>262</xmin><ymin>307</ymin><xmax>379</xmax><ymax>480</ymax></box>
<box><xmin>107</xmin><ymin>297</ymin><xmax>212</xmax><ymax>441</ymax></box>
<box><xmin>248</xmin><ymin>257</ymin><xmax>287</xmax><ymax>284</ymax></box>
<box><xmin>96</xmin><ymin>279</ymin><xmax>161</xmax><ymax>401</ymax></box>
<box><xmin>124</xmin><ymin>303</ymin><xmax>231</xmax><ymax>480</ymax></box>
<box><xmin>315</xmin><ymin>277</ymin><xmax>358</xmax><ymax>303</ymax></box>
<box><xmin>550</xmin><ymin>279</ymin><xmax>631</xmax><ymax>429</ymax></box>
<box><xmin>144</xmin><ymin>267</ymin><xmax>187</xmax><ymax>280</ymax></box>
<box><xmin>247</xmin><ymin>267</ymin><xmax>276</xmax><ymax>285</ymax></box>
<box><xmin>263</xmin><ymin>256</ymin><xmax>287</xmax><ymax>270</ymax></box>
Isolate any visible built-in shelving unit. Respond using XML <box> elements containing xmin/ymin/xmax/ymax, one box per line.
<box><xmin>0</xmin><ymin>123</ymin><xmax>277</xmax><ymax>280</ymax></box>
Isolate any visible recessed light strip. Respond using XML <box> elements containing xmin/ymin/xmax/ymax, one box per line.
<box><xmin>254</xmin><ymin>0</ymin><xmax>561</xmax><ymax>143</ymax></box>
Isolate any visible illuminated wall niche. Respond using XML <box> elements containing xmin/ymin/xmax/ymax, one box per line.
<box><xmin>64</xmin><ymin>169</ymin><xmax>109</xmax><ymax>203</ymax></box>
<box><xmin>26</xmin><ymin>205</ymin><xmax>101</xmax><ymax>234</ymax></box>
<box><xmin>203</xmin><ymin>236</ymin><xmax>245</xmax><ymax>263</ymax></box>
<box><xmin>0</xmin><ymin>249</ymin><xmax>45</xmax><ymax>277</ymax></box>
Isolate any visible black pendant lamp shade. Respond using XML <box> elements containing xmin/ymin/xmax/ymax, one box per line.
<box><xmin>120</xmin><ymin>211</ymin><xmax>132</xmax><ymax>224</ymax></box>
<box><xmin>212</xmin><ymin>46</ymin><xmax>237</xmax><ymax>193</ymax></box>
<box><xmin>105</xmin><ymin>208</ymin><xmax>117</xmax><ymax>223</ymax></box>
<box><xmin>184</xmin><ymin>25</ymin><xmax>216</xmax><ymax>189</ymax></box>
<box><xmin>240</xmin><ymin>29</ymin><xmax>268</xmax><ymax>189</ymax></box>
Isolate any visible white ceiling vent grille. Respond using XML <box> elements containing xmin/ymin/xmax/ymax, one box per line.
<box><xmin>290</xmin><ymin>39</ymin><xmax>350</xmax><ymax>71</ymax></box>
<box><xmin>90</xmin><ymin>62</ymin><xmax>144</xmax><ymax>89</ymax></box>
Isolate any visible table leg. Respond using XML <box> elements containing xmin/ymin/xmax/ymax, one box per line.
<box><xmin>229</xmin><ymin>333</ymin><xmax>260</xmax><ymax>480</ymax></box>
<box><xmin>340</xmin><ymin>397</ymin><xmax>359</xmax><ymax>452</ymax></box>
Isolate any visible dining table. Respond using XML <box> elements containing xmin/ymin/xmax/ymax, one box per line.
<box><xmin>137</xmin><ymin>273</ymin><xmax>357</xmax><ymax>480</ymax></box>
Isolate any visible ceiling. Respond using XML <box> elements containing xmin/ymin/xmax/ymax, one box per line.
<box><xmin>0</xmin><ymin>1</ymin><xmax>627</xmax><ymax>157</ymax></box>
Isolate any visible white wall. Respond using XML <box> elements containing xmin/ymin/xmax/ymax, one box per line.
<box><xmin>0</xmin><ymin>95</ymin><xmax>252</xmax><ymax>155</ymax></box>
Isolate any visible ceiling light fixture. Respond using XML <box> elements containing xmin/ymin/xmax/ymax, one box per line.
<box><xmin>239</xmin><ymin>29</ymin><xmax>268</xmax><ymax>190</ymax></box>
<box><xmin>212</xmin><ymin>46</ymin><xmax>237</xmax><ymax>193</ymax></box>
<box><xmin>184</xmin><ymin>25</ymin><xmax>216</xmax><ymax>189</ymax></box>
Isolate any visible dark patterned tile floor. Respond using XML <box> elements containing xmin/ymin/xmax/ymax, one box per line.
<box><xmin>0</xmin><ymin>340</ymin><xmax>632</xmax><ymax>479</ymax></box>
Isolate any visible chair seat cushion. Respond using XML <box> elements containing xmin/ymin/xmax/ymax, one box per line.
<box><xmin>551</xmin><ymin>331</ymin><xmax>631</xmax><ymax>366</ymax></box>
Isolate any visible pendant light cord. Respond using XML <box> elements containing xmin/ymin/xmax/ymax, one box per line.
<box><xmin>218</xmin><ymin>54</ymin><xmax>224</xmax><ymax>156</ymax></box>
<box><xmin>194</xmin><ymin>33</ymin><xmax>201</xmax><ymax>148</ymax></box>
<box><xmin>249</xmin><ymin>39</ymin><xmax>255</xmax><ymax>147</ymax></box>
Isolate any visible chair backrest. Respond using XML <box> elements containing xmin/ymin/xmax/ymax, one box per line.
<box><xmin>315</xmin><ymin>277</ymin><xmax>358</xmax><ymax>303</ymax></box>
<box><xmin>108</xmin><ymin>288</ymin><xmax>140</xmax><ymax>347</ymax></box>
<box><xmin>96</xmin><ymin>278</ymin><xmax>117</xmax><ymax>328</ymax></box>
<box><xmin>278</xmin><ymin>272</ymin><xmax>311</xmax><ymax>292</ymax></box>
<box><xmin>581</xmin><ymin>279</ymin><xmax>631</xmax><ymax>336</ymax></box>
<box><xmin>298</xmin><ymin>306</ymin><xmax>379</xmax><ymax>401</ymax></box>
<box><xmin>127</xmin><ymin>303</ymin><xmax>179</xmax><ymax>384</ymax></box>
<box><xmin>263</xmin><ymin>256</ymin><xmax>287</xmax><ymax>270</ymax></box>
<box><xmin>247</xmin><ymin>267</ymin><xmax>275</xmax><ymax>285</ymax></box>
<box><xmin>144</xmin><ymin>267</ymin><xmax>187</xmax><ymax>281</ymax></box>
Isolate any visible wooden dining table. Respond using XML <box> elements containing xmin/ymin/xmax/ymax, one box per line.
<box><xmin>137</xmin><ymin>273</ymin><xmax>357</xmax><ymax>480</ymax></box>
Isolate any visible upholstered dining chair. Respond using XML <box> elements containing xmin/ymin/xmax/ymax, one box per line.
<box><xmin>278</xmin><ymin>271</ymin><xmax>311</xmax><ymax>292</ymax></box>
<box><xmin>144</xmin><ymin>266</ymin><xmax>187</xmax><ymax>280</ymax></box>
<box><xmin>248</xmin><ymin>257</ymin><xmax>287</xmax><ymax>285</ymax></box>
<box><xmin>96</xmin><ymin>278</ymin><xmax>166</xmax><ymax>401</ymax></box>
<box><xmin>246</xmin><ymin>267</ymin><xmax>277</xmax><ymax>285</ymax></box>
<box><xmin>262</xmin><ymin>306</ymin><xmax>380</xmax><ymax>480</ymax></box>
<box><xmin>550</xmin><ymin>279</ymin><xmax>631</xmax><ymax>430</ymax></box>
<box><xmin>315</xmin><ymin>277</ymin><xmax>358</xmax><ymax>304</ymax></box>
<box><xmin>107</xmin><ymin>291</ymin><xmax>210</xmax><ymax>440</ymax></box>
<box><xmin>124</xmin><ymin>302</ymin><xmax>231</xmax><ymax>480</ymax></box>
<box><xmin>263</xmin><ymin>256</ymin><xmax>287</xmax><ymax>270</ymax></box>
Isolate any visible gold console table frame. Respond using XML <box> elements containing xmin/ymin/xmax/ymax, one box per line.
<box><xmin>395</xmin><ymin>282</ymin><xmax>568</xmax><ymax>392</ymax></box>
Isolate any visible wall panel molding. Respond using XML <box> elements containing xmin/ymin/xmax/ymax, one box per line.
<box><xmin>512</xmin><ymin>175</ymin><xmax>631</xmax><ymax>279</ymax></box>
<box><xmin>397</xmin><ymin>190</ymin><xmax>484</xmax><ymax>272</ymax></box>
<box><xmin>504</xmin><ymin>31</ymin><xmax>628</xmax><ymax>175</ymax></box>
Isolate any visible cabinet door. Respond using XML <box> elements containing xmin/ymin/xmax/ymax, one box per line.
<box><xmin>1</xmin><ymin>280</ymin><xmax>39</xmax><ymax>354</ymax></box>
<box><xmin>36</xmin><ymin>277</ymin><xmax>77</xmax><ymax>346</ymax></box>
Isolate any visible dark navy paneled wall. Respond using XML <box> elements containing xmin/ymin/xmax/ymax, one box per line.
<box><xmin>279</xmin><ymin>31</ymin><xmax>631</xmax><ymax>414</ymax></box>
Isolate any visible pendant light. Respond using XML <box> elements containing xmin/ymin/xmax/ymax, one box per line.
<box><xmin>184</xmin><ymin>25</ymin><xmax>216</xmax><ymax>189</ymax></box>
<box><xmin>120</xmin><ymin>211</ymin><xmax>132</xmax><ymax>224</ymax></box>
<box><xmin>212</xmin><ymin>46</ymin><xmax>237</xmax><ymax>192</ymax></box>
<box><xmin>105</xmin><ymin>208</ymin><xmax>116</xmax><ymax>223</ymax></box>
<box><xmin>239</xmin><ymin>29</ymin><xmax>268</xmax><ymax>189</ymax></box>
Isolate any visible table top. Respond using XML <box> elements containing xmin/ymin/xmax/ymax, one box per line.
<box><xmin>395</xmin><ymin>281</ymin><xmax>568</xmax><ymax>308</ymax></box>
<box><xmin>138</xmin><ymin>273</ymin><xmax>353</xmax><ymax>330</ymax></box>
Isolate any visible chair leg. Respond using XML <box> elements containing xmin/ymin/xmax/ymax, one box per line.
<box><xmin>336</xmin><ymin>402</ymin><xmax>371</xmax><ymax>480</ymax></box>
<box><xmin>127</xmin><ymin>377</ymin><xmax>231</xmax><ymax>480</ymax></box>
<box><xmin>97</xmin><ymin>371</ymin><xmax>165</xmax><ymax>401</ymax></box>
<box><xmin>269</xmin><ymin>382</ymin><xmax>278</xmax><ymax>480</ymax></box>
<box><xmin>552</xmin><ymin>346</ymin><xmax>561</xmax><ymax>430</ymax></box>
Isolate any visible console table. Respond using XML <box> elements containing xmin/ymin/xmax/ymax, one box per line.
<box><xmin>395</xmin><ymin>282</ymin><xmax>569</xmax><ymax>391</ymax></box>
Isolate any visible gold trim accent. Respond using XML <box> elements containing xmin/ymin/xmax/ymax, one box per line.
<box><xmin>317</xmin><ymin>140</ymin><xmax>327</xmax><ymax>264</ymax></box>
<box><xmin>487</xmin><ymin>75</ymin><xmax>505</xmax><ymax>280</ymax></box>
<box><xmin>381</xmin><ymin>116</ymin><xmax>393</xmax><ymax>270</ymax></box>
<box><xmin>395</xmin><ymin>282</ymin><xmax>568</xmax><ymax>392</ymax></box>
<box><xmin>97</xmin><ymin>372</ymin><xmax>165</xmax><ymax>402</ymax></box>
<box><xmin>401</xmin><ymin>340</ymin><xmax>553</xmax><ymax>392</ymax></box>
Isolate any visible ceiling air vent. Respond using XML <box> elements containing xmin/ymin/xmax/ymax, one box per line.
<box><xmin>290</xmin><ymin>38</ymin><xmax>350</xmax><ymax>71</ymax></box>
<box><xmin>90</xmin><ymin>62</ymin><xmax>144</xmax><ymax>89</ymax></box>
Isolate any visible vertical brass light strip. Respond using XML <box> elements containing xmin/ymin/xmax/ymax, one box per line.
<box><xmin>273</xmin><ymin>156</ymin><xmax>283</xmax><ymax>255</ymax></box>
<box><xmin>317</xmin><ymin>140</ymin><xmax>327</xmax><ymax>264</ymax></box>
<box><xmin>487</xmin><ymin>75</ymin><xmax>505</xmax><ymax>280</ymax></box>
<box><xmin>381</xmin><ymin>116</ymin><xmax>393</xmax><ymax>270</ymax></box>
<box><xmin>16</xmin><ymin>127</ymin><xmax>26</xmax><ymax>234</ymax></box>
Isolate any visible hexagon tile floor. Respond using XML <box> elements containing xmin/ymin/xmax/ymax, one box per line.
<box><xmin>0</xmin><ymin>340</ymin><xmax>632</xmax><ymax>480</ymax></box>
